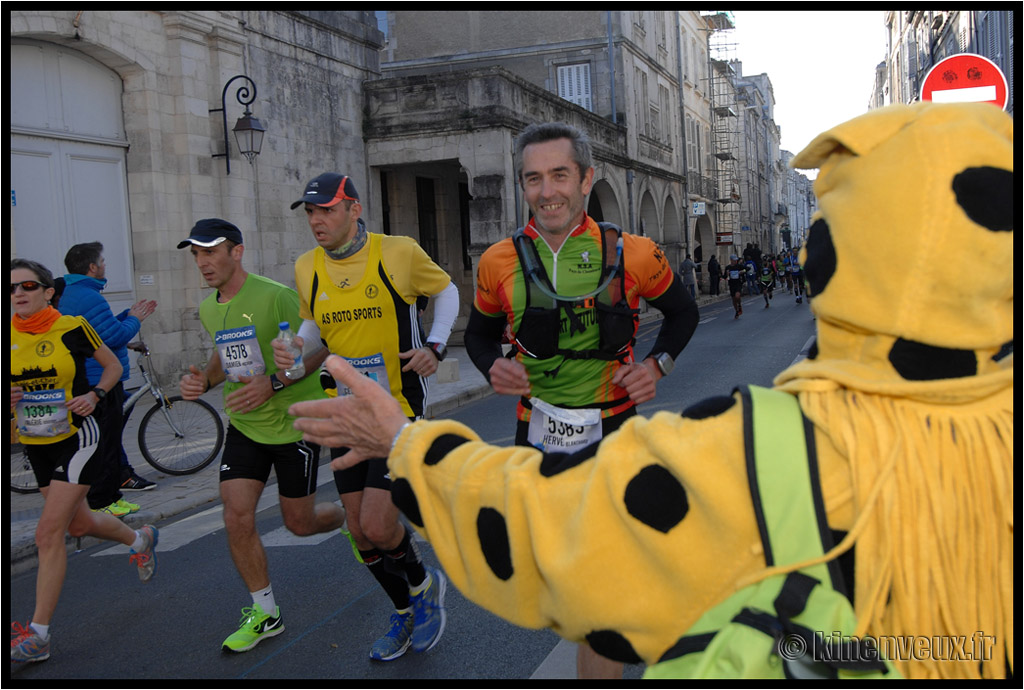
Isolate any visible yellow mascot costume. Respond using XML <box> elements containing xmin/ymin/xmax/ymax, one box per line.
<box><xmin>312</xmin><ymin>102</ymin><xmax>1013</xmax><ymax>680</ymax></box>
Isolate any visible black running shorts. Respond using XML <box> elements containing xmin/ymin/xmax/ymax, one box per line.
<box><xmin>219</xmin><ymin>424</ymin><xmax>322</xmax><ymax>499</ymax></box>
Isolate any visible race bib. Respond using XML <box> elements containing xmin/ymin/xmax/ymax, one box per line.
<box><xmin>526</xmin><ymin>397</ymin><xmax>603</xmax><ymax>452</ymax></box>
<box><xmin>215</xmin><ymin>325</ymin><xmax>266</xmax><ymax>382</ymax></box>
<box><xmin>336</xmin><ymin>353</ymin><xmax>391</xmax><ymax>397</ymax></box>
<box><xmin>16</xmin><ymin>389</ymin><xmax>71</xmax><ymax>438</ymax></box>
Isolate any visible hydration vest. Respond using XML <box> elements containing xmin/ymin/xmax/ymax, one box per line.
<box><xmin>511</xmin><ymin>223</ymin><xmax>638</xmax><ymax>376</ymax></box>
<box><xmin>644</xmin><ymin>385</ymin><xmax>898</xmax><ymax>680</ymax></box>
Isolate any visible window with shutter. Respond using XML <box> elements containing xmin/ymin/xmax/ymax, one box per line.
<box><xmin>558</xmin><ymin>64</ymin><xmax>592</xmax><ymax>111</ymax></box>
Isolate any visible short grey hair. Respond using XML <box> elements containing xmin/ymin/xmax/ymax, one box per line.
<box><xmin>514</xmin><ymin>122</ymin><xmax>593</xmax><ymax>182</ymax></box>
<box><xmin>11</xmin><ymin>258</ymin><xmax>55</xmax><ymax>288</ymax></box>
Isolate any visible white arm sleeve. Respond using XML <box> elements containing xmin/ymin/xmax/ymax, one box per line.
<box><xmin>298</xmin><ymin>319</ymin><xmax>324</xmax><ymax>357</ymax></box>
<box><xmin>425</xmin><ymin>282</ymin><xmax>459</xmax><ymax>345</ymax></box>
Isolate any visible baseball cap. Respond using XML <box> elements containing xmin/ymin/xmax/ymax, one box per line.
<box><xmin>177</xmin><ymin>218</ymin><xmax>244</xmax><ymax>249</ymax></box>
<box><xmin>290</xmin><ymin>173</ymin><xmax>360</xmax><ymax>210</ymax></box>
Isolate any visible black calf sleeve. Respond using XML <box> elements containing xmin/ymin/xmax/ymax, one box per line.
<box><xmin>384</xmin><ymin>529</ymin><xmax>427</xmax><ymax>588</ymax></box>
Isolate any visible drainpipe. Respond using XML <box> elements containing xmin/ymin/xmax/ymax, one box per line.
<box><xmin>607</xmin><ymin>12</ymin><xmax>617</xmax><ymax>124</ymax></box>
<box><xmin>626</xmin><ymin>170</ymin><xmax>635</xmax><ymax>234</ymax></box>
<box><xmin>675</xmin><ymin>12</ymin><xmax>690</xmax><ymax>256</ymax></box>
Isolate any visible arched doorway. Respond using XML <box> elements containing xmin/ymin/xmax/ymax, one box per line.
<box><xmin>693</xmin><ymin>213</ymin><xmax>716</xmax><ymax>294</ymax></box>
<box><xmin>638</xmin><ymin>190</ymin><xmax>659</xmax><ymax>241</ymax></box>
<box><xmin>589</xmin><ymin>179</ymin><xmax>622</xmax><ymax>227</ymax></box>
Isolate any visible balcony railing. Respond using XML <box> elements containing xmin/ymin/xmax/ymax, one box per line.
<box><xmin>687</xmin><ymin>170</ymin><xmax>718</xmax><ymax>200</ymax></box>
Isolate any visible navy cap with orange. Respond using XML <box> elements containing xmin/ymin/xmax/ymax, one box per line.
<box><xmin>290</xmin><ymin>173</ymin><xmax>359</xmax><ymax>210</ymax></box>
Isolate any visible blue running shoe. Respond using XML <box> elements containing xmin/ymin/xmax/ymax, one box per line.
<box><xmin>410</xmin><ymin>565</ymin><xmax>447</xmax><ymax>653</ymax></box>
<box><xmin>370</xmin><ymin>611</ymin><xmax>413</xmax><ymax>661</ymax></box>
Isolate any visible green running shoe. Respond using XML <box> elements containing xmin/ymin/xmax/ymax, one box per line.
<box><xmin>222</xmin><ymin>604</ymin><xmax>284</xmax><ymax>653</ymax></box>
<box><xmin>93</xmin><ymin>500</ymin><xmax>130</xmax><ymax>517</ymax></box>
<box><xmin>115</xmin><ymin>497</ymin><xmax>140</xmax><ymax>514</ymax></box>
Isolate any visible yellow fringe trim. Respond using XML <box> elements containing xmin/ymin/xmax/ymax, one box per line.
<box><xmin>738</xmin><ymin>386</ymin><xmax>1013</xmax><ymax>679</ymax></box>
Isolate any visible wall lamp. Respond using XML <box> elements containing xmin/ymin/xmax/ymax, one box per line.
<box><xmin>210</xmin><ymin>74</ymin><xmax>265</xmax><ymax>175</ymax></box>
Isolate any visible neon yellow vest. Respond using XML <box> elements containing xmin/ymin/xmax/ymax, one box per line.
<box><xmin>644</xmin><ymin>386</ymin><xmax>899</xmax><ymax>680</ymax></box>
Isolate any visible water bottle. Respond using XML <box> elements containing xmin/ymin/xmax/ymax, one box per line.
<box><xmin>278</xmin><ymin>322</ymin><xmax>305</xmax><ymax>380</ymax></box>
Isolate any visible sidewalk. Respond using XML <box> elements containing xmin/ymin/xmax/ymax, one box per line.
<box><xmin>9</xmin><ymin>295</ymin><xmax>727</xmax><ymax>575</ymax></box>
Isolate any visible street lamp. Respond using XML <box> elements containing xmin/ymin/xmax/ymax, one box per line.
<box><xmin>210</xmin><ymin>75</ymin><xmax>265</xmax><ymax>175</ymax></box>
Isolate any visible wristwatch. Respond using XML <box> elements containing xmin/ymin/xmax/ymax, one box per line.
<box><xmin>651</xmin><ymin>352</ymin><xmax>675</xmax><ymax>377</ymax></box>
<box><xmin>269</xmin><ymin>374</ymin><xmax>285</xmax><ymax>392</ymax></box>
<box><xmin>427</xmin><ymin>342</ymin><xmax>448</xmax><ymax>362</ymax></box>
<box><xmin>91</xmin><ymin>387</ymin><xmax>107</xmax><ymax>401</ymax></box>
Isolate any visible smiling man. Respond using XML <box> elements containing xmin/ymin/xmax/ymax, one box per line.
<box><xmin>462</xmin><ymin>121</ymin><xmax>699</xmax><ymax>678</ymax></box>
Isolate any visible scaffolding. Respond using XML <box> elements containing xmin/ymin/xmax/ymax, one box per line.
<box><xmin>703</xmin><ymin>12</ymin><xmax>741</xmax><ymax>250</ymax></box>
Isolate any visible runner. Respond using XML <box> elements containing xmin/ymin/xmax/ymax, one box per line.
<box><xmin>177</xmin><ymin>218</ymin><xmax>345</xmax><ymax>653</ymax></box>
<box><xmin>759</xmin><ymin>262</ymin><xmax>775</xmax><ymax>308</ymax></box>
<box><xmin>279</xmin><ymin>172</ymin><xmax>459</xmax><ymax>661</ymax></box>
<box><xmin>462</xmin><ymin>121</ymin><xmax>698</xmax><ymax>678</ymax></box>
<box><xmin>11</xmin><ymin>258</ymin><xmax>158</xmax><ymax>665</ymax></box>
<box><xmin>725</xmin><ymin>254</ymin><xmax>745</xmax><ymax>319</ymax></box>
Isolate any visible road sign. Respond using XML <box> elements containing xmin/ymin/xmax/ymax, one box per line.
<box><xmin>921</xmin><ymin>53</ymin><xmax>1008</xmax><ymax>110</ymax></box>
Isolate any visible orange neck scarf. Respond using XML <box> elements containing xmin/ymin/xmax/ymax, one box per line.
<box><xmin>12</xmin><ymin>306</ymin><xmax>61</xmax><ymax>334</ymax></box>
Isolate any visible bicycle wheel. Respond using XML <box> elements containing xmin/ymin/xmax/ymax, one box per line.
<box><xmin>11</xmin><ymin>445</ymin><xmax>40</xmax><ymax>494</ymax></box>
<box><xmin>138</xmin><ymin>396</ymin><xmax>224</xmax><ymax>475</ymax></box>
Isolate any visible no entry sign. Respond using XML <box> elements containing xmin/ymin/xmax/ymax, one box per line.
<box><xmin>921</xmin><ymin>53</ymin><xmax>1008</xmax><ymax>110</ymax></box>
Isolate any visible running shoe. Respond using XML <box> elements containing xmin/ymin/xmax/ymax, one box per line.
<box><xmin>129</xmin><ymin>525</ymin><xmax>159</xmax><ymax>583</ymax></box>
<box><xmin>93</xmin><ymin>500</ymin><xmax>131</xmax><ymax>517</ymax></box>
<box><xmin>121</xmin><ymin>473</ymin><xmax>157</xmax><ymax>491</ymax></box>
<box><xmin>222</xmin><ymin>604</ymin><xmax>284</xmax><ymax>653</ymax></box>
<box><xmin>409</xmin><ymin>565</ymin><xmax>447</xmax><ymax>653</ymax></box>
<box><xmin>10</xmin><ymin>622</ymin><xmax>49</xmax><ymax>664</ymax></box>
<box><xmin>369</xmin><ymin>611</ymin><xmax>413</xmax><ymax>661</ymax></box>
<box><xmin>115</xmin><ymin>497</ymin><xmax>140</xmax><ymax>514</ymax></box>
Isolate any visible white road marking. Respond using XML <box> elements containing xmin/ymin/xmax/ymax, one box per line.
<box><xmin>531</xmin><ymin>639</ymin><xmax>578</xmax><ymax>679</ymax></box>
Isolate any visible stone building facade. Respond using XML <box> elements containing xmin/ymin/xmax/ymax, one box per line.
<box><xmin>10</xmin><ymin>10</ymin><xmax>811</xmax><ymax>381</ymax></box>
<box><xmin>10</xmin><ymin>10</ymin><xmax>385</xmax><ymax>377</ymax></box>
<box><xmin>369</xmin><ymin>10</ymin><xmax>693</xmax><ymax>278</ymax></box>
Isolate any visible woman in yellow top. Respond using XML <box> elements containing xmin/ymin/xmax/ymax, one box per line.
<box><xmin>10</xmin><ymin>259</ymin><xmax>159</xmax><ymax>665</ymax></box>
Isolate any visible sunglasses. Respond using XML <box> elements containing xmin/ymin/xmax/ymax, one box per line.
<box><xmin>10</xmin><ymin>281</ymin><xmax>49</xmax><ymax>294</ymax></box>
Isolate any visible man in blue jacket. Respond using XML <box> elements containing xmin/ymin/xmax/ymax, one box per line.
<box><xmin>60</xmin><ymin>242</ymin><xmax>159</xmax><ymax>514</ymax></box>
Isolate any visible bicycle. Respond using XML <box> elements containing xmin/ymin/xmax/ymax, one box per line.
<box><xmin>11</xmin><ymin>340</ymin><xmax>225</xmax><ymax>493</ymax></box>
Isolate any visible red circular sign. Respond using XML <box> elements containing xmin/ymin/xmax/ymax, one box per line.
<box><xmin>921</xmin><ymin>53</ymin><xmax>1008</xmax><ymax>110</ymax></box>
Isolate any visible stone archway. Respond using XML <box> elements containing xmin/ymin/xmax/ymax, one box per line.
<box><xmin>693</xmin><ymin>213</ymin><xmax>716</xmax><ymax>294</ymax></box>
<box><xmin>638</xmin><ymin>190</ymin><xmax>659</xmax><ymax>241</ymax></box>
<box><xmin>662</xmin><ymin>197</ymin><xmax>682</xmax><ymax>268</ymax></box>
<box><xmin>589</xmin><ymin>178</ymin><xmax>622</xmax><ymax>227</ymax></box>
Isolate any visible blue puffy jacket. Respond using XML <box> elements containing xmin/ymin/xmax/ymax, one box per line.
<box><xmin>58</xmin><ymin>274</ymin><xmax>140</xmax><ymax>385</ymax></box>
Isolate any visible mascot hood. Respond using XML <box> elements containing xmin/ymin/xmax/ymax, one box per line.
<box><xmin>789</xmin><ymin>102</ymin><xmax>1013</xmax><ymax>388</ymax></box>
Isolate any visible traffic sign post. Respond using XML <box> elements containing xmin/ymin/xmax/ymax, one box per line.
<box><xmin>920</xmin><ymin>53</ymin><xmax>1008</xmax><ymax>111</ymax></box>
